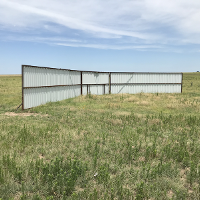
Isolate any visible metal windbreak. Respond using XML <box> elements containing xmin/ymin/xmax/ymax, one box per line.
<box><xmin>22</xmin><ymin>65</ymin><xmax>82</xmax><ymax>109</ymax></box>
<box><xmin>111</xmin><ymin>73</ymin><xmax>182</xmax><ymax>84</ymax></box>
<box><xmin>82</xmin><ymin>71</ymin><xmax>109</xmax><ymax>84</ymax></box>
<box><xmin>82</xmin><ymin>84</ymin><xmax>109</xmax><ymax>95</ymax></box>
<box><xmin>24</xmin><ymin>66</ymin><xmax>81</xmax><ymax>87</ymax></box>
<box><xmin>23</xmin><ymin>85</ymin><xmax>81</xmax><ymax>109</ymax></box>
<box><xmin>22</xmin><ymin>65</ymin><xmax>183</xmax><ymax>110</ymax></box>
<box><xmin>110</xmin><ymin>84</ymin><xmax>181</xmax><ymax>94</ymax></box>
<box><xmin>110</xmin><ymin>73</ymin><xmax>182</xmax><ymax>94</ymax></box>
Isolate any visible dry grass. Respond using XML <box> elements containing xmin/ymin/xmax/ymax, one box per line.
<box><xmin>114</xmin><ymin>111</ymin><xmax>131</xmax><ymax>116</ymax></box>
<box><xmin>0</xmin><ymin>74</ymin><xmax>21</xmax><ymax>76</ymax></box>
<box><xmin>1</xmin><ymin>73</ymin><xmax>200</xmax><ymax>199</ymax></box>
<box><xmin>4</xmin><ymin>112</ymin><xmax>49</xmax><ymax>117</ymax></box>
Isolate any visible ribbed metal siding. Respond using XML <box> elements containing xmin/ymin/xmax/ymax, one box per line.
<box><xmin>105</xmin><ymin>85</ymin><xmax>109</xmax><ymax>94</ymax></box>
<box><xmin>23</xmin><ymin>85</ymin><xmax>81</xmax><ymax>109</ymax></box>
<box><xmin>24</xmin><ymin>66</ymin><xmax>81</xmax><ymax>87</ymax></box>
<box><xmin>82</xmin><ymin>85</ymin><xmax>87</xmax><ymax>95</ymax></box>
<box><xmin>82</xmin><ymin>72</ymin><xmax>109</xmax><ymax>84</ymax></box>
<box><xmin>111</xmin><ymin>73</ymin><xmax>182</xmax><ymax>84</ymax></box>
<box><xmin>22</xmin><ymin>65</ymin><xmax>182</xmax><ymax>109</ymax></box>
<box><xmin>82</xmin><ymin>85</ymin><xmax>109</xmax><ymax>95</ymax></box>
<box><xmin>111</xmin><ymin>84</ymin><xmax>181</xmax><ymax>94</ymax></box>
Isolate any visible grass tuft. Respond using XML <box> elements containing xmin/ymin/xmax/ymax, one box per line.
<box><xmin>1</xmin><ymin>73</ymin><xmax>200</xmax><ymax>199</ymax></box>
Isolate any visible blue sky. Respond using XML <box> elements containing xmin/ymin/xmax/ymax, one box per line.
<box><xmin>0</xmin><ymin>0</ymin><xmax>200</xmax><ymax>74</ymax></box>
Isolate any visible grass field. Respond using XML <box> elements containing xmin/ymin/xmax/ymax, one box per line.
<box><xmin>0</xmin><ymin>73</ymin><xmax>200</xmax><ymax>199</ymax></box>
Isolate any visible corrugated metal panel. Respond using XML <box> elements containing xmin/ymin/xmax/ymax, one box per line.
<box><xmin>24</xmin><ymin>66</ymin><xmax>81</xmax><ymax>87</ymax></box>
<box><xmin>111</xmin><ymin>73</ymin><xmax>182</xmax><ymax>84</ymax></box>
<box><xmin>82</xmin><ymin>85</ymin><xmax>87</xmax><ymax>95</ymax></box>
<box><xmin>89</xmin><ymin>85</ymin><xmax>104</xmax><ymax>95</ymax></box>
<box><xmin>82</xmin><ymin>72</ymin><xmax>109</xmax><ymax>84</ymax></box>
<box><xmin>82</xmin><ymin>85</ymin><xmax>109</xmax><ymax>95</ymax></box>
<box><xmin>83</xmin><ymin>85</ymin><xmax>109</xmax><ymax>95</ymax></box>
<box><xmin>23</xmin><ymin>85</ymin><xmax>81</xmax><ymax>109</ymax></box>
<box><xmin>105</xmin><ymin>85</ymin><xmax>109</xmax><ymax>94</ymax></box>
<box><xmin>111</xmin><ymin>84</ymin><xmax>181</xmax><ymax>94</ymax></box>
<box><xmin>22</xmin><ymin>65</ymin><xmax>182</xmax><ymax>109</ymax></box>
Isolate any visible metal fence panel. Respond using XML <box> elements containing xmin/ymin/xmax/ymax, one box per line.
<box><xmin>82</xmin><ymin>85</ymin><xmax>87</xmax><ymax>95</ymax></box>
<box><xmin>111</xmin><ymin>84</ymin><xmax>181</xmax><ymax>94</ymax></box>
<box><xmin>89</xmin><ymin>85</ymin><xmax>104</xmax><ymax>95</ymax></box>
<box><xmin>23</xmin><ymin>85</ymin><xmax>81</xmax><ymax>109</ymax></box>
<box><xmin>22</xmin><ymin>65</ymin><xmax>182</xmax><ymax>109</ymax></box>
<box><xmin>111</xmin><ymin>73</ymin><xmax>182</xmax><ymax>84</ymax></box>
<box><xmin>24</xmin><ymin>66</ymin><xmax>81</xmax><ymax>87</ymax></box>
<box><xmin>82</xmin><ymin>72</ymin><xmax>109</xmax><ymax>84</ymax></box>
<box><xmin>105</xmin><ymin>85</ymin><xmax>109</xmax><ymax>94</ymax></box>
<box><xmin>82</xmin><ymin>85</ymin><xmax>109</xmax><ymax>95</ymax></box>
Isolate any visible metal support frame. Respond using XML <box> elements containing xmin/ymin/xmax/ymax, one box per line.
<box><xmin>109</xmin><ymin>72</ymin><xmax>111</xmax><ymax>94</ymax></box>
<box><xmin>181</xmin><ymin>73</ymin><xmax>183</xmax><ymax>93</ymax></box>
<box><xmin>21</xmin><ymin>64</ymin><xmax>183</xmax><ymax>110</ymax></box>
<box><xmin>87</xmin><ymin>84</ymin><xmax>88</xmax><ymax>95</ymax></box>
<box><xmin>22</xmin><ymin>65</ymin><xmax>24</xmax><ymax>110</ymax></box>
<box><xmin>81</xmin><ymin>72</ymin><xmax>83</xmax><ymax>95</ymax></box>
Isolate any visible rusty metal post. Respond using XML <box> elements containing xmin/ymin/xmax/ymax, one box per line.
<box><xmin>109</xmin><ymin>72</ymin><xmax>111</xmax><ymax>94</ymax></box>
<box><xmin>81</xmin><ymin>71</ymin><xmax>82</xmax><ymax>95</ymax></box>
<box><xmin>181</xmin><ymin>73</ymin><xmax>183</xmax><ymax>93</ymax></box>
<box><xmin>22</xmin><ymin>65</ymin><xmax>24</xmax><ymax>110</ymax></box>
<box><xmin>87</xmin><ymin>84</ymin><xmax>88</xmax><ymax>95</ymax></box>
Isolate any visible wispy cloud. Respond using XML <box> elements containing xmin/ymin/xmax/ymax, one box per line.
<box><xmin>0</xmin><ymin>0</ymin><xmax>200</xmax><ymax>51</ymax></box>
<box><xmin>3</xmin><ymin>35</ymin><xmax>82</xmax><ymax>43</ymax></box>
<box><xmin>56</xmin><ymin>42</ymin><xmax>163</xmax><ymax>50</ymax></box>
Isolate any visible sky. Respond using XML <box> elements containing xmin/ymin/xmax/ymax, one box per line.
<box><xmin>0</xmin><ymin>0</ymin><xmax>200</xmax><ymax>74</ymax></box>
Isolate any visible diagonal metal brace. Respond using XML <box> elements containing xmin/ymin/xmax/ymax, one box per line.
<box><xmin>16</xmin><ymin>103</ymin><xmax>22</xmax><ymax>111</ymax></box>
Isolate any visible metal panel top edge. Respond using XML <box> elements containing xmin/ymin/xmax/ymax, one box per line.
<box><xmin>22</xmin><ymin>65</ymin><xmax>109</xmax><ymax>73</ymax></box>
<box><xmin>110</xmin><ymin>72</ymin><xmax>183</xmax><ymax>74</ymax></box>
<box><xmin>21</xmin><ymin>65</ymin><xmax>182</xmax><ymax>74</ymax></box>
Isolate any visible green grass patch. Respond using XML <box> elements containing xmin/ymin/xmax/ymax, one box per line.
<box><xmin>0</xmin><ymin>73</ymin><xmax>200</xmax><ymax>199</ymax></box>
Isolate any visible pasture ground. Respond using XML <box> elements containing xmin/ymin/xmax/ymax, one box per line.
<box><xmin>0</xmin><ymin>73</ymin><xmax>200</xmax><ymax>199</ymax></box>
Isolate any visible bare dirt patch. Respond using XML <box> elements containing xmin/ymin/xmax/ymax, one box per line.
<box><xmin>136</xmin><ymin>100</ymin><xmax>151</xmax><ymax>106</ymax></box>
<box><xmin>4</xmin><ymin>112</ymin><xmax>48</xmax><ymax>117</ymax></box>
<box><xmin>167</xmin><ymin>190</ymin><xmax>174</xmax><ymax>199</ymax></box>
<box><xmin>188</xmin><ymin>190</ymin><xmax>193</xmax><ymax>194</ymax></box>
<box><xmin>180</xmin><ymin>169</ymin><xmax>187</xmax><ymax>182</ymax></box>
<box><xmin>138</xmin><ymin>156</ymin><xmax>145</xmax><ymax>162</ymax></box>
<box><xmin>39</xmin><ymin>154</ymin><xmax>45</xmax><ymax>159</ymax></box>
<box><xmin>0</xmin><ymin>74</ymin><xmax>21</xmax><ymax>76</ymax></box>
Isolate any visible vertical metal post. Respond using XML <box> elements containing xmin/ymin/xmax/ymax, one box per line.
<box><xmin>109</xmin><ymin>72</ymin><xmax>111</xmax><ymax>94</ymax></box>
<box><xmin>87</xmin><ymin>84</ymin><xmax>88</xmax><ymax>95</ymax></box>
<box><xmin>81</xmin><ymin>71</ymin><xmax>82</xmax><ymax>95</ymax></box>
<box><xmin>22</xmin><ymin>65</ymin><xmax>24</xmax><ymax>110</ymax></box>
<box><xmin>104</xmin><ymin>84</ymin><xmax>105</xmax><ymax>94</ymax></box>
<box><xmin>181</xmin><ymin>73</ymin><xmax>183</xmax><ymax>93</ymax></box>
